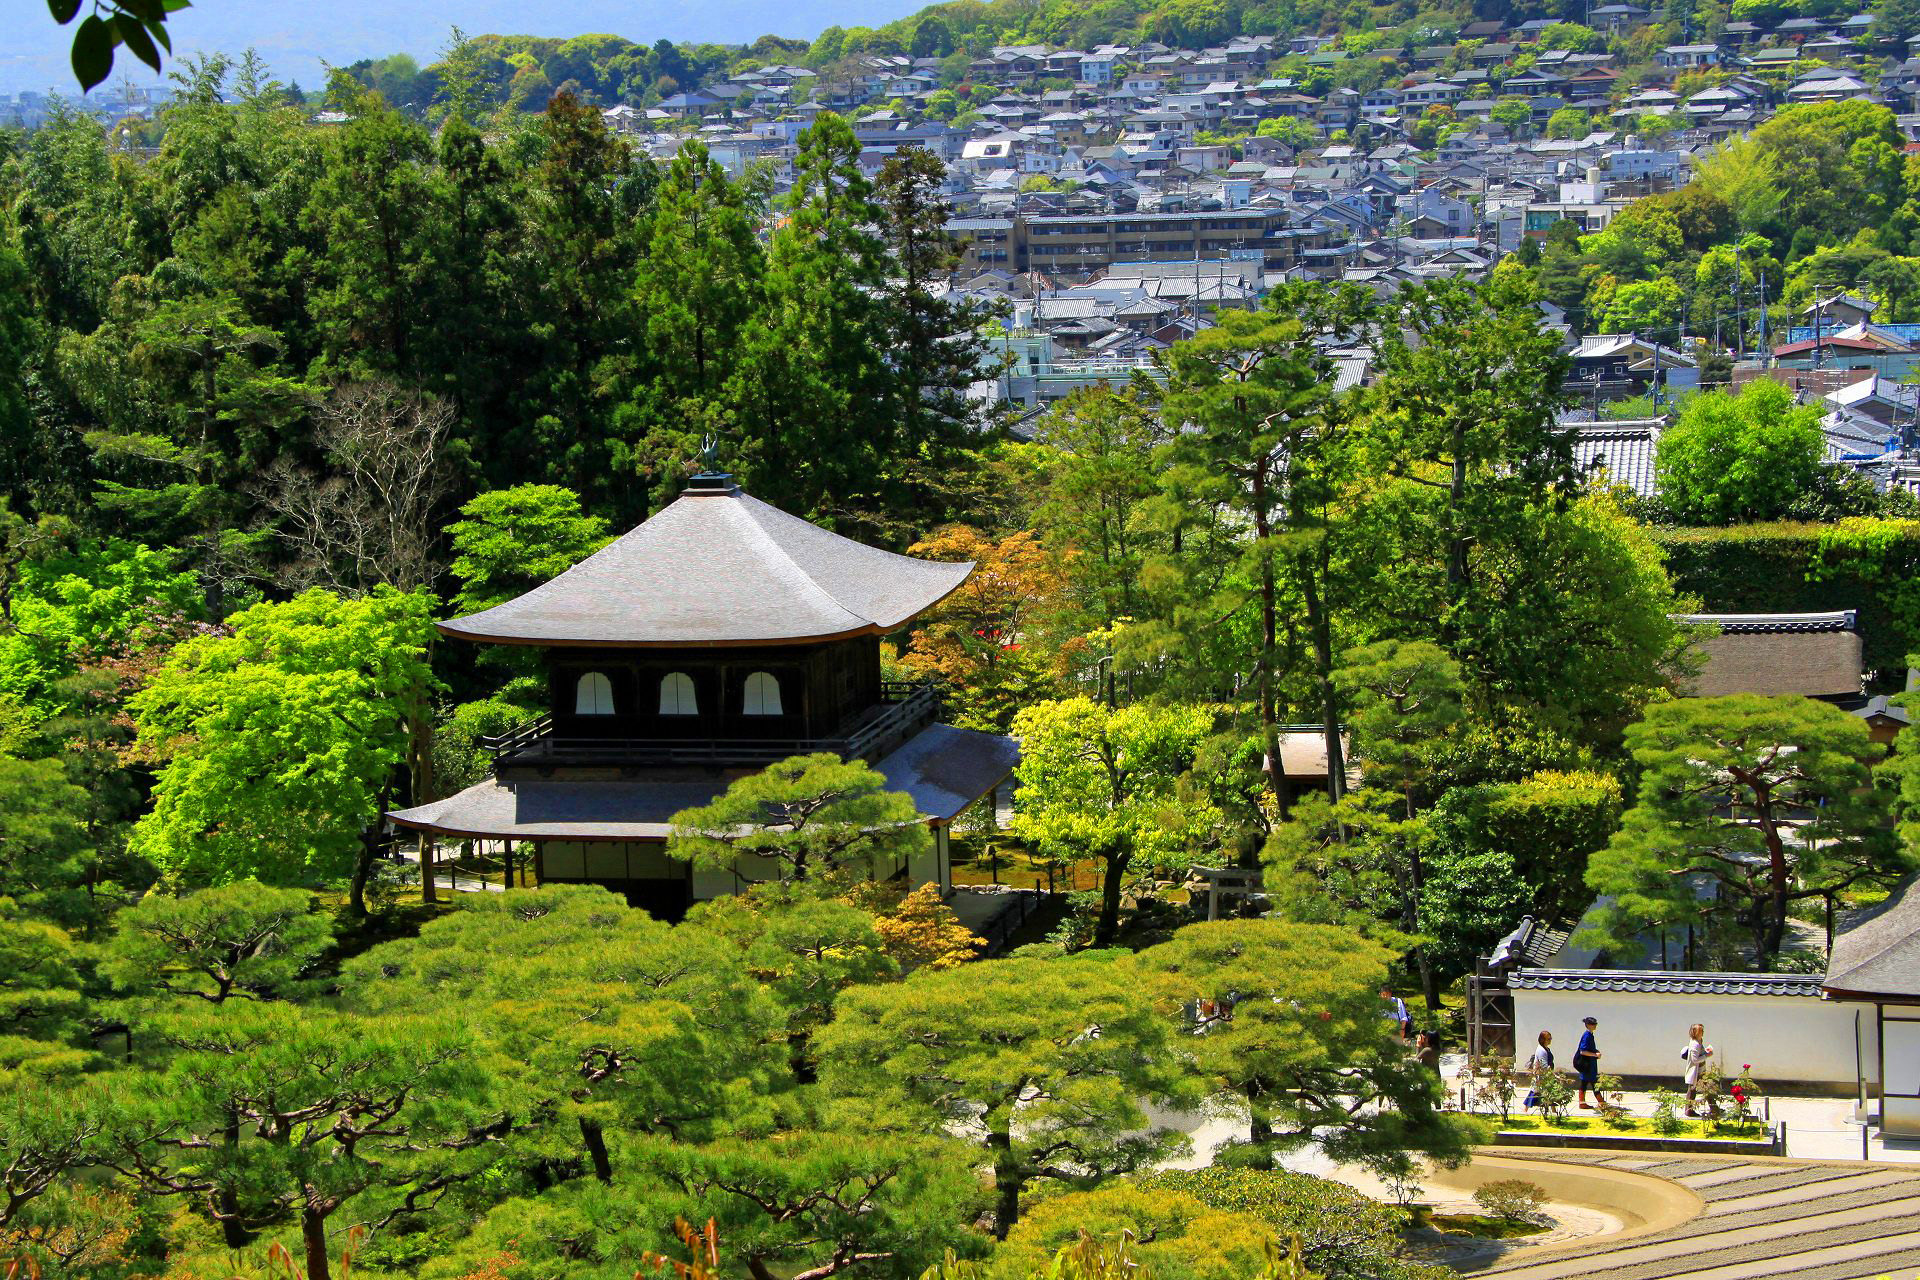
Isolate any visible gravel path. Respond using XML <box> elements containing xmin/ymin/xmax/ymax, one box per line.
<box><xmin>1478</xmin><ymin>1151</ymin><xmax>1920</xmax><ymax>1280</ymax></box>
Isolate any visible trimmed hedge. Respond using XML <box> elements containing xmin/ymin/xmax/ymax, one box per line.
<box><xmin>1654</xmin><ymin>519</ymin><xmax>1920</xmax><ymax>678</ymax></box>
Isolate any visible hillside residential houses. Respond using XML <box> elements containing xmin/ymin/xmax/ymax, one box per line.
<box><xmin>548</xmin><ymin>8</ymin><xmax>1920</xmax><ymax>468</ymax></box>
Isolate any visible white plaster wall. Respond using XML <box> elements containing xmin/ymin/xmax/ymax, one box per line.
<box><xmin>1884</xmin><ymin>1019</ymin><xmax>1920</xmax><ymax>1136</ymax></box>
<box><xmin>1511</xmin><ymin>987</ymin><xmax>1880</xmax><ymax>1087</ymax></box>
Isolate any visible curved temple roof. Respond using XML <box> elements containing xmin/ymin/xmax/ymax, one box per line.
<box><xmin>440</xmin><ymin>481</ymin><xmax>974</xmax><ymax>647</ymax></box>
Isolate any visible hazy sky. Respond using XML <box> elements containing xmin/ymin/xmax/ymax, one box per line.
<box><xmin>2</xmin><ymin>0</ymin><xmax>909</xmax><ymax>95</ymax></box>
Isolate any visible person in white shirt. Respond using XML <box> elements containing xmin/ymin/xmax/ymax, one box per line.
<box><xmin>1523</xmin><ymin>1030</ymin><xmax>1554</xmax><ymax>1110</ymax></box>
<box><xmin>1380</xmin><ymin>986</ymin><xmax>1410</xmax><ymax>1040</ymax></box>
<box><xmin>1682</xmin><ymin>1022</ymin><xmax>1714</xmax><ymax>1116</ymax></box>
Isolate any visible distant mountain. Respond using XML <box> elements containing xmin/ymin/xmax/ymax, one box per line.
<box><xmin>864</xmin><ymin>0</ymin><xmax>1364</xmax><ymax>53</ymax></box>
<box><xmin>1</xmin><ymin>0</ymin><xmax>909</xmax><ymax>95</ymax></box>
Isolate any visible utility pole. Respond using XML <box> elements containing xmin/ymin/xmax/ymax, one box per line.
<box><xmin>1729</xmin><ymin>241</ymin><xmax>1743</xmax><ymax>361</ymax></box>
<box><xmin>1652</xmin><ymin>330</ymin><xmax>1663</xmax><ymax>407</ymax></box>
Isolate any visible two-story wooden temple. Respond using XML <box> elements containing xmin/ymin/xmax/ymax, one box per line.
<box><xmin>388</xmin><ymin>470</ymin><xmax>1020</xmax><ymax>918</ymax></box>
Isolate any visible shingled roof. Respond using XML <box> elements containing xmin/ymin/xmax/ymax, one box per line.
<box><xmin>439</xmin><ymin>477</ymin><xmax>974</xmax><ymax>647</ymax></box>
<box><xmin>1825</xmin><ymin>872</ymin><xmax>1920</xmax><ymax>1001</ymax></box>
<box><xmin>1509</xmin><ymin>968</ymin><xmax>1824</xmax><ymax>998</ymax></box>
<box><xmin>1674</xmin><ymin>610</ymin><xmax>1862</xmax><ymax>699</ymax></box>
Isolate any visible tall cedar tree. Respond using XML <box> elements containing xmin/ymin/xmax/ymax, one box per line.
<box><xmin>424</xmin><ymin>115</ymin><xmax>528</xmax><ymax>475</ymax></box>
<box><xmin>522</xmin><ymin>93</ymin><xmax>651</xmax><ymax>521</ymax></box>
<box><xmin>625</xmin><ymin>139</ymin><xmax>766</xmax><ymax>505</ymax></box>
<box><xmin>874</xmin><ymin>144</ymin><xmax>988</xmax><ymax>528</ymax></box>
<box><xmin>1367</xmin><ymin>274</ymin><xmax>1573</xmax><ymax>647</ymax></box>
<box><xmin>305</xmin><ymin>79</ymin><xmax>438</xmax><ymax>379</ymax></box>
<box><xmin>734</xmin><ymin>113</ymin><xmax>893</xmax><ymax>532</ymax></box>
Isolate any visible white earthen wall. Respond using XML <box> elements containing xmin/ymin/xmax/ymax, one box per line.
<box><xmin>1511</xmin><ymin>987</ymin><xmax>1880</xmax><ymax>1087</ymax></box>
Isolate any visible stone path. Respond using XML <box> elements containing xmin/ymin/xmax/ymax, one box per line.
<box><xmin>1478</xmin><ymin>1152</ymin><xmax>1920</xmax><ymax>1280</ymax></box>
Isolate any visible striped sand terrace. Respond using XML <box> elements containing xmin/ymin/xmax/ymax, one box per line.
<box><xmin>1477</xmin><ymin>1151</ymin><xmax>1920</xmax><ymax>1280</ymax></box>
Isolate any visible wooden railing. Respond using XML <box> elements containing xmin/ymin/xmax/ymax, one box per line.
<box><xmin>481</xmin><ymin>681</ymin><xmax>940</xmax><ymax>768</ymax></box>
<box><xmin>973</xmin><ymin>890</ymin><xmax>1044</xmax><ymax>956</ymax></box>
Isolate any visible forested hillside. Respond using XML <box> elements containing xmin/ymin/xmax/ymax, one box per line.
<box><xmin>6</xmin><ymin>56</ymin><xmax>984</xmax><ymax>551</ymax></box>
<box><xmin>1519</xmin><ymin>99</ymin><xmax>1920</xmax><ymax>339</ymax></box>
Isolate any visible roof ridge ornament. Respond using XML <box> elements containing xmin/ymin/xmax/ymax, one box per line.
<box><xmin>687</xmin><ymin>435</ymin><xmax>737</xmax><ymax>494</ymax></box>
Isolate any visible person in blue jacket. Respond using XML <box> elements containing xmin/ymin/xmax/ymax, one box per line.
<box><xmin>1574</xmin><ymin>1015</ymin><xmax>1603</xmax><ymax>1109</ymax></box>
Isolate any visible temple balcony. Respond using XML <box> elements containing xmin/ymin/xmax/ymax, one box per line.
<box><xmin>482</xmin><ymin>680</ymin><xmax>941</xmax><ymax>771</ymax></box>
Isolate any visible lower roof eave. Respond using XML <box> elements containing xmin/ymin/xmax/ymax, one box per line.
<box><xmin>384</xmin><ymin>721</ymin><xmax>1020</xmax><ymax>845</ymax></box>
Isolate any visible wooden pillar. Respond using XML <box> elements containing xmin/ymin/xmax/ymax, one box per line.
<box><xmin>503</xmin><ymin>840</ymin><xmax>514</xmax><ymax>889</ymax></box>
<box><xmin>533</xmin><ymin>841</ymin><xmax>546</xmax><ymax>887</ymax></box>
<box><xmin>420</xmin><ymin>832</ymin><xmax>435</xmax><ymax>904</ymax></box>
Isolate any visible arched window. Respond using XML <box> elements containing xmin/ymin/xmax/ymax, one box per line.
<box><xmin>742</xmin><ymin>671</ymin><xmax>784</xmax><ymax>716</ymax></box>
<box><xmin>574</xmin><ymin>671</ymin><xmax>615</xmax><ymax>716</ymax></box>
<box><xmin>659</xmin><ymin>671</ymin><xmax>699</xmax><ymax>716</ymax></box>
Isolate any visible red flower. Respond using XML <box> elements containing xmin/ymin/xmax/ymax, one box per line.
<box><xmin>1742</xmin><ymin>1064</ymin><xmax>1751</xmax><ymax>1070</ymax></box>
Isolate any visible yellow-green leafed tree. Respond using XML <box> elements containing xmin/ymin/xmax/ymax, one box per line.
<box><xmin>1010</xmin><ymin>697</ymin><xmax>1219</xmax><ymax>948</ymax></box>
<box><xmin>127</xmin><ymin>587</ymin><xmax>439</xmax><ymax>915</ymax></box>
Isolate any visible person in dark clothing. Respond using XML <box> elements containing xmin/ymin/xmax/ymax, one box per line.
<box><xmin>1574</xmin><ymin>1015</ymin><xmax>1603</xmax><ymax>1109</ymax></box>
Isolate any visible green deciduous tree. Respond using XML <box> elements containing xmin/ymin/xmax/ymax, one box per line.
<box><xmin>1010</xmin><ymin>698</ymin><xmax>1218</xmax><ymax>947</ymax></box>
<box><xmin>1586</xmin><ymin>694</ymin><xmax>1906</xmax><ymax>964</ymax></box>
<box><xmin>127</xmin><ymin>588</ymin><xmax>439</xmax><ymax>914</ymax></box>
<box><xmin>1545</xmin><ymin>107</ymin><xmax>1590</xmax><ymax>139</ymax></box>
<box><xmin>1421</xmin><ymin>770</ymin><xmax>1622</xmax><ymax>976</ymax></box>
<box><xmin>446</xmin><ymin>484</ymin><xmax>611</xmax><ymax>617</ymax></box>
<box><xmin>1655</xmin><ymin>381</ymin><xmax>1824</xmax><ymax>525</ymax></box>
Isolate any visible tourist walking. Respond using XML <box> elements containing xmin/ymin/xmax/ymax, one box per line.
<box><xmin>1682</xmin><ymin>1022</ymin><xmax>1715</xmax><ymax>1116</ymax></box>
<box><xmin>1523</xmin><ymin>1030</ymin><xmax>1554</xmax><ymax>1110</ymax></box>
<box><xmin>1574</xmin><ymin>1016</ymin><xmax>1603</xmax><ymax>1109</ymax></box>
<box><xmin>1381</xmin><ymin>986</ymin><xmax>1411</xmax><ymax>1041</ymax></box>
